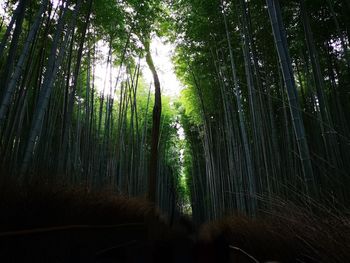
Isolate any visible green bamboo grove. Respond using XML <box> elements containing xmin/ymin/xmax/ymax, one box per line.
<box><xmin>1</xmin><ymin>0</ymin><xmax>350</xmax><ymax>223</ymax></box>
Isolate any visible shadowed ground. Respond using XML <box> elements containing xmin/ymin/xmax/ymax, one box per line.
<box><xmin>0</xmin><ymin>184</ymin><xmax>349</xmax><ymax>262</ymax></box>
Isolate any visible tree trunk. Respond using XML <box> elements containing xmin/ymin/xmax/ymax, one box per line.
<box><xmin>20</xmin><ymin>2</ymin><xmax>73</xmax><ymax>178</ymax></box>
<box><xmin>222</xmin><ymin>9</ymin><xmax>257</xmax><ymax>216</ymax></box>
<box><xmin>0</xmin><ymin>0</ymin><xmax>27</xmax><ymax>94</ymax></box>
<box><xmin>144</xmin><ymin>39</ymin><xmax>162</xmax><ymax>203</ymax></box>
<box><xmin>57</xmin><ymin>0</ymin><xmax>92</xmax><ymax>175</ymax></box>
<box><xmin>0</xmin><ymin>1</ymin><xmax>19</xmax><ymax>60</ymax></box>
<box><xmin>0</xmin><ymin>0</ymin><xmax>48</xmax><ymax>123</ymax></box>
<box><xmin>266</xmin><ymin>0</ymin><xmax>315</xmax><ymax>195</ymax></box>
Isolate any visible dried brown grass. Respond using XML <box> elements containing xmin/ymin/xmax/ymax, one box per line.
<box><xmin>0</xmin><ymin>183</ymin><xmax>161</xmax><ymax>232</ymax></box>
<box><xmin>197</xmin><ymin>199</ymin><xmax>350</xmax><ymax>263</ymax></box>
<box><xmin>0</xmin><ymin>181</ymin><xmax>349</xmax><ymax>262</ymax></box>
<box><xmin>0</xmin><ymin>182</ymin><xmax>171</xmax><ymax>262</ymax></box>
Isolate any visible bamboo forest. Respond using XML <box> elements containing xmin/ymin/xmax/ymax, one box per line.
<box><xmin>1</xmin><ymin>0</ymin><xmax>350</xmax><ymax>262</ymax></box>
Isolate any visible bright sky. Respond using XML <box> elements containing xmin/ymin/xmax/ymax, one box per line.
<box><xmin>0</xmin><ymin>2</ymin><xmax>7</xmax><ymax>17</ymax></box>
<box><xmin>94</xmin><ymin>36</ymin><xmax>183</xmax><ymax>99</ymax></box>
<box><xmin>140</xmin><ymin>36</ymin><xmax>183</xmax><ymax>98</ymax></box>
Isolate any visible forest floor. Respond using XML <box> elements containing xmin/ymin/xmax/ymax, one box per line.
<box><xmin>0</xmin><ymin>184</ymin><xmax>349</xmax><ymax>263</ymax></box>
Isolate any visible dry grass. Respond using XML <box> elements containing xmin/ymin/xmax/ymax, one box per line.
<box><xmin>0</xmin><ymin>182</ymin><xmax>349</xmax><ymax>262</ymax></box>
<box><xmin>197</xmin><ymin>200</ymin><xmax>350</xmax><ymax>263</ymax></box>
<box><xmin>0</xmin><ymin>183</ymin><xmax>170</xmax><ymax>262</ymax></box>
<box><xmin>0</xmin><ymin>183</ymin><xmax>161</xmax><ymax>232</ymax></box>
